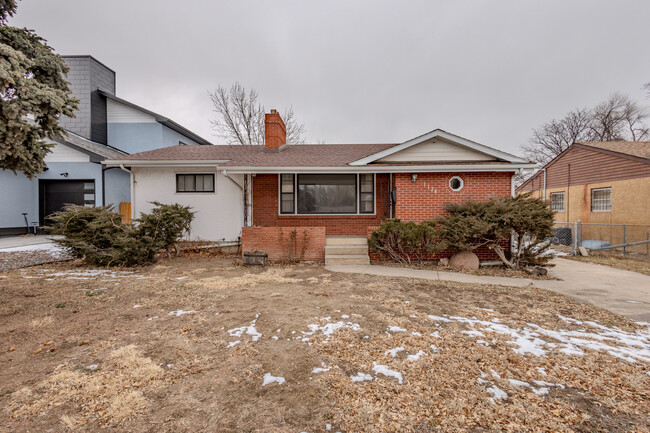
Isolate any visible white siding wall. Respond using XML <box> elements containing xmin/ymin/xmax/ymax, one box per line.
<box><xmin>378</xmin><ymin>139</ymin><xmax>495</xmax><ymax>162</ymax></box>
<box><xmin>131</xmin><ymin>166</ymin><xmax>243</xmax><ymax>242</ymax></box>
<box><xmin>107</xmin><ymin>99</ymin><xmax>156</xmax><ymax>123</ymax></box>
<box><xmin>44</xmin><ymin>143</ymin><xmax>90</xmax><ymax>163</ymax></box>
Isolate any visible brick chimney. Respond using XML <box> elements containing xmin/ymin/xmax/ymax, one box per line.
<box><xmin>264</xmin><ymin>109</ymin><xmax>286</xmax><ymax>150</ymax></box>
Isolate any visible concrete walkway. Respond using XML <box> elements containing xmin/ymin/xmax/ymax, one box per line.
<box><xmin>327</xmin><ymin>258</ymin><xmax>650</xmax><ymax>322</ymax></box>
<box><xmin>0</xmin><ymin>235</ymin><xmax>60</xmax><ymax>250</ymax></box>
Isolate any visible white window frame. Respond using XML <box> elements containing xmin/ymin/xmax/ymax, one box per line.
<box><xmin>591</xmin><ymin>187</ymin><xmax>611</xmax><ymax>212</ymax></box>
<box><xmin>550</xmin><ymin>191</ymin><xmax>565</xmax><ymax>212</ymax></box>
<box><xmin>278</xmin><ymin>173</ymin><xmax>376</xmax><ymax>216</ymax></box>
<box><xmin>449</xmin><ymin>176</ymin><xmax>464</xmax><ymax>191</ymax></box>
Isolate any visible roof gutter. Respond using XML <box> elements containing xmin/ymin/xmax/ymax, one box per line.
<box><xmin>102</xmin><ymin>160</ymin><xmax>229</xmax><ymax>167</ymax></box>
<box><xmin>221</xmin><ymin>163</ymin><xmax>539</xmax><ymax>174</ymax></box>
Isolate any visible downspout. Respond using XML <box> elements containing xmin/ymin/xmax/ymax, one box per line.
<box><xmin>542</xmin><ymin>168</ymin><xmax>546</xmax><ymax>201</ymax></box>
<box><xmin>119</xmin><ymin>164</ymin><xmax>134</xmax><ymax>220</ymax></box>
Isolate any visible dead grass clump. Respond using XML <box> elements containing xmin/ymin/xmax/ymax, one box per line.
<box><xmin>189</xmin><ymin>268</ymin><xmax>304</xmax><ymax>290</ymax></box>
<box><xmin>7</xmin><ymin>344</ymin><xmax>164</xmax><ymax>426</ymax></box>
<box><xmin>30</xmin><ymin>315</ymin><xmax>54</xmax><ymax>328</ymax></box>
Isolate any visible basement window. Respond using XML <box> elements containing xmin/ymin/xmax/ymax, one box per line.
<box><xmin>176</xmin><ymin>174</ymin><xmax>215</xmax><ymax>193</ymax></box>
<box><xmin>550</xmin><ymin>192</ymin><xmax>565</xmax><ymax>212</ymax></box>
<box><xmin>591</xmin><ymin>188</ymin><xmax>611</xmax><ymax>212</ymax></box>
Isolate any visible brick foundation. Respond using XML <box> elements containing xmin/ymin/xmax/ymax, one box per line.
<box><xmin>241</xmin><ymin>226</ymin><xmax>326</xmax><ymax>262</ymax></box>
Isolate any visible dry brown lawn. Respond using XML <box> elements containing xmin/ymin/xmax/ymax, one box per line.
<box><xmin>1</xmin><ymin>256</ymin><xmax>648</xmax><ymax>432</ymax></box>
<box><xmin>564</xmin><ymin>254</ymin><xmax>650</xmax><ymax>277</ymax></box>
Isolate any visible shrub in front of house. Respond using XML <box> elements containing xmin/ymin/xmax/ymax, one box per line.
<box><xmin>368</xmin><ymin>219</ymin><xmax>447</xmax><ymax>264</ymax></box>
<box><xmin>49</xmin><ymin>202</ymin><xmax>194</xmax><ymax>267</ymax></box>
<box><xmin>437</xmin><ymin>194</ymin><xmax>554</xmax><ymax>269</ymax></box>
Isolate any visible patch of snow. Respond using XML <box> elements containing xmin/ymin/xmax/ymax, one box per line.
<box><xmin>305</xmin><ymin>320</ymin><xmax>361</xmax><ymax>340</ymax></box>
<box><xmin>476</xmin><ymin>340</ymin><xmax>489</xmax><ymax>346</ymax></box>
<box><xmin>272</xmin><ymin>336</ymin><xmax>279</xmax><ymax>340</ymax></box>
<box><xmin>85</xmin><ymin>364</ymin><xmax>98</xmax><ymax>371</ymax></box>
<box><xmin>536</xmin><ymin>367</ymin><xmax>547</xmax><ymax>376</ymax></box>
<box><xmin>486</xmin><ymin>385</ymin><xmax>508</xmax><ymax>401</ymax></box>
<box><xmin>372</xmin><ymin>363</ymin><xmax>403</xmax><ymax>384</ymax></box>
<box><xmin>508</xmin><ymin>379</ymin><xmax>530</xmax><ymax>387</ymax></box>
<box><xmin>227</xmin><ymin>314</ymin><xmax>262</xmax><ymax>342</ymax></box>
<box><xmin>461</xmin><ymin>330</ymin><xmax>485</xmax><ymax>338</ymax></box>
<box><xmin>490</xmin><ymin>370</ymin><xmax>501</xmax><ymax>379</ymax></box>
<box><xmin>385</xmin><ymin>347</ymin><xmax>405</xmax><ymax>358</ymax></box>
<box><xmin>312</xmin><ymin>362</ymin><xmax>331</xmax><ymax>374</ymax></box>
<box><xmin>430</xmin><ymin>331</ymin><xmax>440</xmax><ymax>338</ymax></box>
<box><xmin>227</xmin><ymin>341</ymin><xmax>240</xmax><ymax>348</ymax></box>
<box><xmin>133</xmin><ymin>305</ymin><xmax>142</xmax><ymax>309</ymax></box>
<box><xmin>434</xmin><ymin>314</ymin><xmax>650</xmax><ymax>363</ymax></box>
<box><xmin>168</xmin><ymin>310</ymin><xmax>198</xmax><ymax>317</ymax></box>
<box><xmin>350</xmin><ymin>372</ymin><xmax>373</xmax><ymax>382</ymax></box>
<box><xmin>625</xmin><ymin>300</ymin><xmax>643</xmax><ymax>304</ymax></box>
<box><xmin>147</xmin><ymin>316</ymin><xmax>159</xmax><ymax>321</ymax></box>
<box><xmin>387</xmin><ymin>326</ymin><xmax>407</xmax><ymax>332</ymax></box>
<box><xmin>341</xmin><ymin>314</ymin><xmax>350</xmax><ymax>319</ymax></box>
<box><xmin>262</xmin><ymin>373</ymin><xmax>285</xmax><ymax>386</ymax></box>
<box><xmin>411</xmin><ymin>331</ymin><xmax>422</xmax><ymax>336</ymax></box>
<box><xmin>406</xmin><ymin>350</ymin><xmax>426</xmax><ymax>361</ymax></box>
<box><xmin>326</xmin><ymin>423</ymin><xmax>332</xmax><ymax>431</ymax></box>
<box><xmin>429</xmin><ymin>344</ymin><xmax>440</xmax><ymax>352</ymax></box>
<box><xmin>427</xmin><ymin>315</ymin><xmax>452</xmax><ymax>322</ymax></box>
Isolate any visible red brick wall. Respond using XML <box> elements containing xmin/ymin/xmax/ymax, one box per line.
<box><xmin>252</xmin><ymin>173</ymin><xmax>391</xmax><ymax>235</ymax></box>
<box><xmin>242</xmin><ymin>226</ymin><xmax>326</xmax><ymax>262</ymax></box>
<box><xmin>369</xmin><ymin>172</ymin><xmax>513</xmax><ymax>262</ymax></box>
<box><xmin>394</xmin><ymin>172</ymin><xmax>512</xmax><ymax>222</ymax></box>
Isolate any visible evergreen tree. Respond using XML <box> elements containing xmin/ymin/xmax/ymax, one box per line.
<box><xmin>1</xmin><ymin>0</ymin><xmax>78</xmax><ymax>178</ymax></box>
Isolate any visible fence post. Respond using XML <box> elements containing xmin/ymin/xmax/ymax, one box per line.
<box><xmin>573</xmin><ymin>221</ymin><xmax>578</xmax><ymax>255</ymax></box>
<box><xmin>623</xmin><ymin>225</ymin><xmax>626</xmax><ymax>257</ymax></box>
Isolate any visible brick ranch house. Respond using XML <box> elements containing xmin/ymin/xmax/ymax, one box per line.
<box><xmin>104</xmin><ymin>111</ymin><xmax>537</xmax><ymax>263</ymax></box>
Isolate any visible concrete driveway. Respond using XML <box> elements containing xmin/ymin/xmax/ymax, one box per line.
<box><xmin>542</xmin><ymin>258</ymin><xmax>650</xmax><ymax>322</ymax></box>
<box><xmin>327</xmin><ymin>258</ymin><xmax>650</xmax><ymax>322</ymax></box>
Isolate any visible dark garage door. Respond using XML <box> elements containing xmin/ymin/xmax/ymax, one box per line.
<box><xmin>39</xmin><ymin>180</ymin><xmax>96</xmax><ymax>226</ymax></box>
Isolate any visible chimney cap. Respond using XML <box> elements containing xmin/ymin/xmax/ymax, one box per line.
<box><xmin>270</xmin><ymin>109</ymin><xmax>277</xmax><ymax>114</ymax></box>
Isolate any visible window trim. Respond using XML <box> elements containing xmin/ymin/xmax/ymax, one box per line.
<box><xmin>277</xmin><ymin>173</ymin><xmax>376</xmax><ymax>216</ymax></box>
<box><xmin>449</xmin><ymin>176</ymin><xmax>464</xmax><ymax>191</ymax></box>
<box><xmin>591</xmin><ymin>187</ymin><xmax>612</xmax><ymax>212</ymax></box>
<box><xmin>550</xmin><ymin>191</ymin><xmax>565</xmax><ymax>212</ymax></box>
<box><xmin>175</xmin><ymin>173</ymin><xmax>216</xmax><ymax>193</ymax></box>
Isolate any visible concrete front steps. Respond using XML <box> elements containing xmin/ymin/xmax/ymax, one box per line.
<box><xmin>324</xmin><ymin>236</ymin><xmax>370</xmax><ymax>265</ymax></box>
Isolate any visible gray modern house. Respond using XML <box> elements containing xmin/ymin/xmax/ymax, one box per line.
<box><xmin>0</xmin><ymin>55</ymin><xmax>211</xmax><ymax>235</ymax></box>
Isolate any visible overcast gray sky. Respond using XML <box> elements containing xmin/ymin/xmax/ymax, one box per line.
<box><xmin>9</xmin><ymin>0</ymin><xmax>650</xmax><ymax>154</ymax></box>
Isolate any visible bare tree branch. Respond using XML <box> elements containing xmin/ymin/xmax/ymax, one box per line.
<box><xmin>209</xmin><ymin>82</ymin><xmax>306</xmax><ymax>145</ymax></box>
<box><xmin>522</xmin><ymin>93</ymin><xmax>649</xmax><ymax>164</ymax></box>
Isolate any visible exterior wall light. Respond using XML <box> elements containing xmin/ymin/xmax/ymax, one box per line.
<box><xmin>411</xmin><ymin>173</ymin><xmax>418</xmax><ymax>183</ymax></box>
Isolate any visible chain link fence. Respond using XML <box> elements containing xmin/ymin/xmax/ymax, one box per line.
<box><xmin>551</xmin><ymin>222</ymin><xmax>650</xmax><ymax>259</ymax></box>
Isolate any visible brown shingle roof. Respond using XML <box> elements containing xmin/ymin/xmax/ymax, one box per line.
<box><xmin>108</xmin><ymin>143</ymin><xmax>398</xmax><ymax>167</ymax></box>
<box><xmin>579</xmin><ymin>141</ymin><xmax>650</xmax><ymax>160</ymax></box>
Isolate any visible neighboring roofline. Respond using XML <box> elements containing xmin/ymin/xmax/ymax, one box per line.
<box><xmin>61</xmin><ymin>55</ymin><xmax>116</xmax><ymax>75</ymax></box>
<box><xmin>97</xmin><ymin>90</ymin><xmax>213</xmax><ymax>145</ymax></box>
<box><xmin>516</xmin><ymin>141</ymin><xmax>650</xmax><ymax>192</ymax></box>
<box><xmin>577</xmin><ymin>142</ymin><xmax>650</xmax><ymax>165</ymax></box>
<box><xmin>55</xmin><ymin>131</ymin><xmax>127</xmax><ymax>163</ymax></box>
<box><xmin>349</xmin><ymin>129</ymin><xmax>528</xmax><ymax>165</ymax></box>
